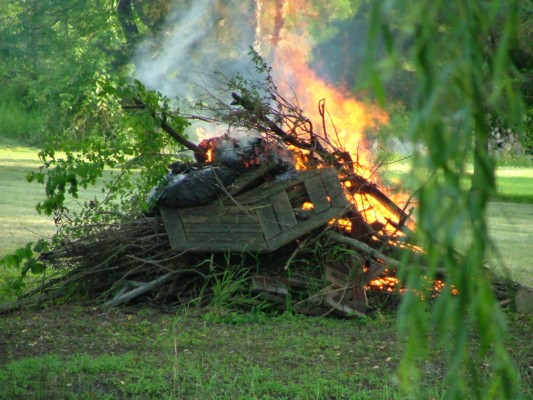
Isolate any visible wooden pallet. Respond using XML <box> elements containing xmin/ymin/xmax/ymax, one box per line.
<box><xmin>159</xmin><ymin>168</ymin><xmax>350</xmax><ymax>252</ymax></box>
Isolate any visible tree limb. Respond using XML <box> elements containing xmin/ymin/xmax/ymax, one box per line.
<box><xmin>126</xmin><ymin>99</ymin><xmax>208</xmax><ymax>162</ymax></box>
<box><xmin>104</xmin><ymin>272</ymin><xmax>177</xmax><ymax>307</ymax></box>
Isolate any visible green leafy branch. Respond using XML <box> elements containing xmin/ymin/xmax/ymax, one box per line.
<box><xmin>3</xmin><ymin>79</ymin><xmax>191</xmax><ymax>295</ymax></box>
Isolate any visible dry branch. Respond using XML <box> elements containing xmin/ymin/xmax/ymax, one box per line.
<box><xmin>326</xmin><ymin>231</ymin><xmax>401</xmax><ymax>269</ymax></box>
<box><xmin>104</xmin><ymin>272</ymin><xmax>177</xmax><ymax>306</ymax></box>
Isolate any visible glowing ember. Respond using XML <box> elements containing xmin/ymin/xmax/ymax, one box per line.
<box><xmin>302</xmin><ymin>201</ymin><xmax>314</xmax><ymax>210</ymax></box>
<box><xmin>366</xmin><ymin>275</ymin><xmax>458</xmax><ymax>297</ymax></box>
<box><xmin>368</xmin><ymin>276</ymin><xmax>401</xmax><ymax>293</ymax></box>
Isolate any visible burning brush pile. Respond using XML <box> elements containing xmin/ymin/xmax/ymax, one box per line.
<box><xmin>10</xmin><ymin>80</ymin><xmax>520</xmax><ymax>317</ymax></box>
<box><xmin>9</xmin><ymin>79</ymin><xmax>445</xmax><ymax>318</ymax></box>
<box><xmin>14</xmin><ymin>61</ymin><xmax>521</xmax><ymax>317</ymax></box>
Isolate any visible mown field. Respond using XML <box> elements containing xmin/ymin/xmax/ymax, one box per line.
<box><xmin>1</xmin><ymin>146</ymin><xmax>532</xmax><ymax>399</ymax></box>
<box><xmin>0</xmin><ymin>147</ymin><xmax>104</xmax><ymax>257</ymax></box>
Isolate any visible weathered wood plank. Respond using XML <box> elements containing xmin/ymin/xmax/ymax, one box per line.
<box><xmin>304</xmin><ymin>175</ymin><xmax>330</xmax><ymax>213</ymax></box>
<box><xmin>270</xmin><ymin>191</ymin><xmax>298</xmax><ymax>231</ymax></box>
<box><xmin>180</xmin><ymin>214</ymin><xmax>258</xmax><ymax>225</ymax></box>
<box><xmin>255</xmin><ymin>205</ymin><xmax>282</xmax><ymax>239</ymax></box>
<box><xmin>320</xmin><ymin>168</ymin><xmax>350</xmax><ymax>208</ymax></box>
<box><xmin>180</xmin><ymin>206</ymin><xmax>253</xmax><ymax>216</ymax></box>
<box><xmin>159</xmin><ymin>207</ymin><xmax>189</xmax><ymax>250</ymax></box>
<box><xmin>160</xmin><ymin>168</ymin><xmax>350</xmax><ymax>253</ymax></box>
<box><xmin>185</xmin><ymin>232</ymin><xmax>265</xmax><ymax>241</ymax></box>
<box><xmin>182</xmin><ymin>224</ymin><xmax>264</xmax><ymax>233</ymax></box>
<box><xmin>178</xmin><ymin>241</ymin><xmax>269</xmax><ymax>252</ymax></box>
<box><xmin>265</xmin><ymin>207</ymin><xmax>346</xmax><ymax>251</ymax></box>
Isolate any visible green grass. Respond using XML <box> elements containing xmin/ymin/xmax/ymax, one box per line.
<box><xmin>496</xmin><ymin>154</ymin><xmax>533</xmax><ymax>169</ymax></box>
<box><xmin>0</xmin><ymin>147</ymin><xmax>56</xmax><ymax>255</ymax></box>
<box><xmin>493</xmin><ymin>168</ymin><xmax>533</xmax><ymax>203</ymax></box>
<box><xmin>486</xmin><ymin>202</ymin><xmax>533</xmax><ymax>287</ymax></box>
<box><xmin>1</xmin><ymin>306</ymin><xmax>531</xmax><ymax>399</ymax></box>
<box><xmin>1</xmin><ymin>307</ymin><xmax>405</xmax><ymax>399</ymax></box>
<box><xmin>0</xmin><ymin>145</ymin><xmax>105</xmax><ymax>256</ymax></box>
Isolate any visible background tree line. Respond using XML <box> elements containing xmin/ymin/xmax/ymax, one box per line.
<box><xmin>0</xmin><ymin>0</ymin><xmax>169</xmax><ymax>144</ymax></box>
<box><xmin>0</xmin><ymin>0</ymin><xmax>530</xmax><ymax>149</ymax></box>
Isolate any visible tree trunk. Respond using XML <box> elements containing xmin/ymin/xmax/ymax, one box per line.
<box><xmin>116</xmin><ymin>0</ymin><xmax>139</xmax><ymax>50</ymax></box>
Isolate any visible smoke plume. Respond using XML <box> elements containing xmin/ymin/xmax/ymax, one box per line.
<box><xmin>134</xmin><ymin>0</ymin><xmax>258</xmax><ymax>102</ymax></box>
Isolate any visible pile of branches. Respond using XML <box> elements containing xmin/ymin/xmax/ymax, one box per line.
<box><xmin>2</xmin><ymin>63</ymin><xmax>522</xmax><ymax>316</ymax></box>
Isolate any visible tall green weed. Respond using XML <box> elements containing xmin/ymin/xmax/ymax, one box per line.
<box><xmin>0</xmin><ymin>96</ymin><xmax>46</xmax><ymax>144</ymax></box>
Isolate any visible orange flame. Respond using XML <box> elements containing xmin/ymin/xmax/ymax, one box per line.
<box><xmin>273</xmin><ymin>38</ymin><xmax>387</xmax><ymax>173</ymax></box>
<box><xmin>256</xmin><ymin>1</ymin><xmax>415</xmax><ymax>238</ymax></box>
<box><xmin>267</xmin><ymin>1</ymin><xmax>387</xmax><ymax>170</ymax></box>
<box><xmin>252</xmin><ymin>1</ymin><xmax>449</xmax><ymax>297</ymax></box>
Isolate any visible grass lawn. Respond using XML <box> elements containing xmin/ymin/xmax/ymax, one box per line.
<box><xmin>0</xmin><ymin>306</ymin><xmax>531</xmax><ymax>399</ymax></box>
<box><xmin>1</xmin><ymin>146</ymin><xmax>532</xmax><ymax>398</ymax></box>
<box><xmin>0</xmin><ymin>147</ymin><xmax>57</xmax><ymax>255</ymax></box>
<box><xmin>0</xmin><ymin>146</ymin><xmax>104</xmax><ymax>256</ymax></box>
<box><xmin>493</xmin><ymin>168</ymin><xmax>533</xmax><ymax>203</ymax></box>
<box><xmin>487</xmin><ymin>202</ymin><xmax>533</xmax><ymax>287</ymax></box>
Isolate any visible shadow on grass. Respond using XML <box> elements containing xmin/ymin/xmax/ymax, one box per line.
<box><xmin>493</xmin><ymin>193</ymin><xmax>533</xmax><ymax>203</ymax></box>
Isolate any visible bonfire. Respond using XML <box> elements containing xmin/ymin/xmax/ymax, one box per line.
<box><xmin>1</xmin><ymin>49</ymin><xmax>461</xmax><ymax>318</ymax></box>
<box><xmin>2</xmin><ymin>30</ymin><xmax>521</xmax><ymax>315</ymax></box>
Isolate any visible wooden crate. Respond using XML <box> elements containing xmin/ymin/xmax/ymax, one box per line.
<box><xmin>159</xmin><ymin>168</ymin><xmax>350</xmax><ymax>252</ymax></box>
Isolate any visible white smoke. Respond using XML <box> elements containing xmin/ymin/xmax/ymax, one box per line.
<box><xmin>134</xmin><ymin>0</ymin><xmax>259</xmax><ymax>103</ymax></box>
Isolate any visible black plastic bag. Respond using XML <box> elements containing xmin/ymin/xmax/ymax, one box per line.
<box><xmin>156</xmin><ymin>166</ymin><xmax>238</xmax><ymax>208</ymax></box>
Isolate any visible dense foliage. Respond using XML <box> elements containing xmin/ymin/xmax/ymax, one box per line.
<box><xmin>0</xmin><ymin>0</ymin><xmax>173</xmax><ymax>144</ymax></box>
<box><xmin>367</xmin><ymin>0</ymin><xmax>526</xmax><ymax>398</ymax></box>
